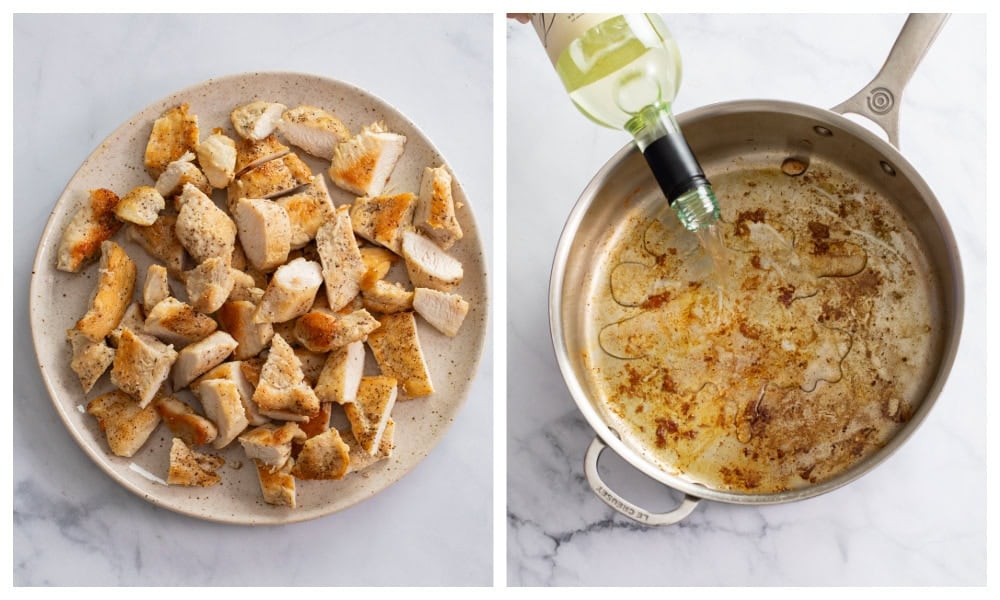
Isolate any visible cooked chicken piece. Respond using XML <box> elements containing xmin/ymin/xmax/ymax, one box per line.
<box><xmin>275</xmin><ymin>177</ymin><xmax>336</xmax><ymax>249</ymax></box>
<box><xmin>252</xmin><ymin>334</ymin><xmax>321</xmax><ymax>422</ymax></box>
<box><xmin>141</xmin><ymin>264</ymin><xmax>169</xmax><ymax>314</ymax></box>
<box><xmin>401</xmin><ymin>230</ymin><xmax>463</xmax><ymax>292</ymax></box>
<box><xmin>357</xmin><ymin>246</ymin><xmax>396</xmax><ymax>286</ymax></box>
<box><xmin>217</xmin><ymin>300</ymin><xmax>274</xmax><ymax>361</ymax></box>
<box><xmin>413</xmin><ymin>288</ymin><xmax>470</xmax><ymax>337</ymax></box>
<box><xmin>86</xmin><ymin>389</ymin><xmax>161</xmax><ymax>457</ymax></box>
<box><xmin>67</xmin><ymin>329</ymin><xmax>115</xmax><ymax>393</ymax></box>
<box><xmin>239</xmin><ymin>356</ymin><xmax>265</xmax><ymax>387</ymax></box>
<box><xmin>110</xmin><ymin>328</ymin><xmax>178</xmax><ymax>408</ymax></box>
<box><xmin>329</xmin><ymin>121</ymin><xmax>406</xmax><ymax>197</ymax></box>
<box><xmin>347</xmin><ymin>418</ymin><xmax>394</xmax><ymax>474</ymax></box>
<box><xmin>172</xmin><ymin>330</ymin><xmax>238</xmax><ymax>390</ymax></box>
<box><xmin>362</xmin><ymin>279</ymin><xmax>414</xmax><ymax>314</ymax></box>
<box><xmin>56</xmin><ymin>188</ymin><xmax>122</xmax><ymax>273</ymax></box>
<box><xmin>315</xmin><ymin>340</ymin><xmax>365</xmax><ymax>405</ymax></box>
<box><xmin>293</xmin><ymin>348</ymin><xmax>327</xmax><ymax>387</ymax></box>
<box><xmin>193</xmin><ymin>360</ymin><xmax>269</xmax><ymax>426</ymax></box>
<box><xmin>144</xmin><ymin>103</ymin><xmax>199</xmax><ymax>178</ymax></box>
<box><xmin>231</xmin><ymin>101</ymin><xmax>286</xmax><ymax>141</ymax></box>
<box><xmin>233</xmin><ymin>198</ymin><xmax>291</xmax><ymax>271</ymax></box>
<box><xmin>144</xmin><ymin>297</ymin><xmax>217</xmax><ymax>347</ymax></box>
<box><xmin>198</xmin><ymin>378</ymin><xmax>250</xmax><ymax>449</ymax></box>
<box><xmin>108</xmin><ymin>302</ymin><xmax>145</xmax><ymax>348</ymax></box>
<box><xmin>365</xmin><ymin>311</ymin><xmax>433</xmax><ymax>399</ymax></box>
<box><xmin>314</xmin><ymin>206</ymin><xmax>365</xmax><ymax>311</ymax></box>
<box><xmin>195</xmin><ymin>129</ymin><xmax>238</xmax><ymax>189</ymax></box>
<box><xmin>75</xmin><ymin>241</ymin><xmax>136</xmax><ymax>341</ymax></box>
<box><xmin>254</xmin><ymin>457</ymin><xmax>296</xmax><ymax>507</ymax></box>
<box><xmin>271</xmin><ymin>319</ymin><xmax>299</xmax><ymax>348</ymax></box>
<box><xmin>277</xmin><ymin>105</ymin><xmax>351</xmax><ymax>160</ymax></box>
<box><xmin>296</xmin><ymin>402</ymin><xmax>333</xmax><ymax>440</ymax></box>
<box><xmin>155</xmin><ymin>395</ymin><xmax>218</xmax><ymax>446</ymax></box>
<box><xmin>294</xmin><ymin>308</ymin><xmax>380</xmax><ymax>353</ymax></box>
<box><xmin>227</xmin><ymin>153</ymin><xmax>313</xmax><ymax>210</ymax></box>
<box><xmin>114</xmin><ymin>186</ymin><xmax>165</xmax><ymax>226</ymax></box>
<box><xmin>167</xmin><ymin>438</ymin><xmax>225</xmax><ymax>487</ymax></box>
<box><xmin>414</xmin><ymin>165</ymin><xmax>463</xmax><ymax>249</ymax></box>
<box><xmin>227</xmin><ymin>268</ymin><xmax>263</xmax><ymax>303</ymax></box>
<box><xmin>175</xmin><ymin>183</ymin><xmax>237</xmax><ymax>264</ymax></box>
<box><xmin>254</xmin><ymin>258</ymin><xmax>323</xmax><ymax>324</ymax></box>
<box><xmin>344</xmin><ymin>376</ymin><xmax>397</xmax><ymax>456</ymax></box>
<box><xmin>155</xmin><ymin>152</ymin><xmax>212</xmax><ymax>201</ymax></box>
<box><xmin>185</xmin><ymin>257</ymin><xmax>235</xmax><ymax>314</ymax></box>
<box><xmin>349</xmin><ymin>192</ymin><xmax>416</xmax><ymax>255</ymax></box>
<box><xmin>291</xmin><ymin>428</ymin><xmax>351</xmax><ymax>480</ymax></box>
<box><xmin>238</xmin><ymin>423</ymin><xmax>306</xmax><ymax>470</ymax></box>
<box><xmin>234</xmin><ymin>133</ymin><xmax>290</xmax><ymax>176</ymax></box>
<box><xmin>127</xmin><ymin>215</ymin><xmax>186</xmax><ymax>275</ymax></box>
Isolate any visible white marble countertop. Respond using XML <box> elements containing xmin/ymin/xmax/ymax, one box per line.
<box><xmin>13</xmin><ymin>14</ymin><xmax>493</xmax><ymax>586</ymax></box>
<box><xmin>507</xmin><ymin>14</ymin><xmax>985</xmax><ymax>586</ymax></box>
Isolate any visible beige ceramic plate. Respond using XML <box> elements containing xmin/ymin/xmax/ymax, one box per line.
<box><xmin>29</xmin><ymin>72</ymin><xmax>488</xmax><ymax>525</ymax></box>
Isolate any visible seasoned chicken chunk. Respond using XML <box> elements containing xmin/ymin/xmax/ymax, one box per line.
<box><xmin>155</xmin><ymin>395</ymin><xmax>218</xmax><ymax>446</ymax></box>
<box><xmin>109</xmin><ymin>302</ymin><xmax>145</xmax><ymax>348</ymax></box>
<box><xmin>413</xmin><ymin>288</ymin><xmax>470</xmax><ymax>337</ymax></box>
<box><xmin>291</xmin><ymin>428</ymin><xmax>351</xmax><ymax>480</ymax></box>
<box><xmin>252</xmin><ymin>333</ymin><xmax>321</xmax><ymax>422</ymax></box>
<box><xmin>329</xmin><ymin>121</ymin><xmax>406</xmax><ymax>197</ymax></box>
<box><xmin>275</xmin><ymin>177</ymin><xmax>336</xmax><ymax>249</ymax></box>
<box><xmin>127</xmin><ymin>214</ymin><xmax>186</xmax><ymax>275</ymax></box>
<box><xmin>362</xmin><ymin>279</ymin><xmax>414</xmax><ymax>314</ymax></box>
<box><xmin>193</xmin><ymin>360</ymin><xmax>269</xmax><ymax>426</ymax></box>
<box><xmin>349</xmin><ymin>192</ymin><xmax>416</xmax><ymax>255</ymax></box>
<box><xmin>344</xmin><ymin>375</ymin><xmax>397</xmax><ymax>456</ymax></box>
<box><xmin>144</xmin><ymin>297</ymin><xmax>217</xmax><ymax>347</ymax></box>
<box><xmin>110</xmin><ymin>328</ymin><xmax>178</xmax><ymax>408</ymax></box>
<box><xmin>143</xmin><ymin>263</ymin><xmax>170</xmax><ymax>314</ymax></box>
<box><xmin>167</xmin><ymin>438</ymin><xmax>225</xmax><ymax>487</ymax></box>
<box><xmin>144</xmin><ymin>103</ymin><xmax>199</xmax><ymax>178</ymax></box>
<box><xmin>293</xmin><ymin>348</ymin><xmax>327</xmax><ymax>387</ymax></box>
<box><xmin>171</xmin><ymin>330</ymin><xmax>238</xmax><ymax>390</ymax></box>
<box><xmin>254</xmin><ymin>258</ymin><xmax>323</xmax><ymax>324</ymax></box>
<box><xmin>75</xmin><ymin>241</ymin><xmax>136</xmax><ymax>341</ymax></box>
<box><xmin>227</xmin><ymin>269</ymin><xmax>265</xmax><ymax>304</ymax></box>
<box><xmin>401</xmin><ymin>230</ymin><xmax>463</xmax><ymax>291</ymax></box>
<box><xmin>87</xmin><ymin>390</ymin><xmax>161</xmax><ymax>458</ymax></box>
<box><xmin>238</xmin><ymin>423</ymin><xmax>306</xmax><ymax>470</ymax></box>
<box><xmin>359</xmin><ymin>246</ymin><xmax>398</xmax><ymax>289</ymax></box>
<box><xmin>114</xmin><ymin>186</ymin><xmax>165</xmax><ymax>227</ymax></box>
<box><xmin>315</xmin><ymin>206</ymin><xmax>366</xmax><ymax>311</ymax></box>
<box><xmin>234</xmin><ymin>133</ymin><xmax>290</xmax><ymax>176</ymax></box>
<box><xmin>217</xmin><ymin>300</ymin><xmax>274</xmax><ymax>361</ymax></box>
<box><xmin>315</xmin><ymin>340</ymin><xmax>365</xmax><ymax>405</ymax></box>
<box><xmin>254</xmin><ymin>457</ymin><xmax>296</xmax><ymax>507</ymax></box>
<box><xmin>230</xmin><ymin>101</ymin><xmax>286</xmax><ymax>141</ymax></box>
<box><xmin>294</xmin><ymin>308</ymin><xmax>380</xmax><ymax>353</ymax></box>
<box><xmin>195</xmin><ymin>129</ymin><xmax>238</xmax><ymax>188</ymax></box>
<box><xmin>67</xmin><ymin>329</ymin><xmax>115</xmax><ymax>393</ymax></box>
<box><xmin>155</xmin><ymin>152</ymin><xmax>211</xmax><ymax>200</ymax></box>
<box><xmin>57</xmin><ymin>188</ymin><xmax>122</xmax><ymax>273</ymax></box>
<box><xmin>227</xmin><ymin>153</ymin><xmax>313</xmax><ymax>209</ymax></box>
<box><xmin>347</xmin><ymin>419</ymin><xmax>394</xmax><ymax>474</ymax></box>
<box><xmin>185</xmin><ymin>257</ymin><xmax>235</xmax><ymax>314</ymax></box>
<box><xmin>198</xmin><ymin>378</ymin><xmax>250</xmax><ymax>449</ymax></box>
<box><xmin>277</xmin><ymin>105</ymin><xmax>351</xmax><ymax>160</ymax></box>
<box><xmin>414</xmin><ymin>165</ymin><xmax>463</xmax><ymax>249</ymax></box>
<box><xmin>296</xmin><ymin>402</ymin><xmax>333</xmax><ymax>440</ymax></box>
<box><xmin>175</xmin><ymin>183</ymin><xmax>237</xmax><ymax>264</ymax></box>
<box><xmin>233</xmin><ymin>198</ymin><xmax>291</xmax><ymax>271</ymax></box>
<box><xmin>365</xmin><ymin>311</ymin><xmax>433</xmax><ymax>399</ymax></box>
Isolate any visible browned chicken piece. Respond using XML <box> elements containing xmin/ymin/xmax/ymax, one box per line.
<box><xmin>167</xmin><ymin>438</ymin><xmax>225</xmax><ymax>487</ymax></box>
<box><xmin>294</xmin><ymin>308</ymin><xmax>380</xmax><ymax>353</ymax></box>
<box><xmin>315</xmin><ymin>206</ymin><xmax>366</xmax><ymax>311</ymax></box>
<box><xmin>171</xmin><ymin>330</ymin><xmax>238</xmax><ymax>390</ymax></box>
<box><xmin>271</xmin><ymin>319</ymin><xmax>299</xmax><ymax>348</ymax></box>
<box><xmin>143</xmin><ymin>296</ymin><xmax>217</xmax><ymax>347</ymax></box>
<box><xmin>196</xmin><ymin>129</ymin><xmax>238</xmax><ymax>189</ymax></box>
<box><xmin>238</xmin><ymin>422</ymin><xmax>306</xmax><ymax>470</ymax></box>
<box><xmin>155</xmin><ymin>152</ymin><xmax>212</xmax><ymax>200</ymax></box>
<box><xmin>108</xmin><ymin>302</ymin><xmax>145</xmax><ymax>348</ymax></box>
<box><xmin>401</xmin><ymin>230</ymin><xmax>463</xmax><ymax>292</ymax></box>
<box><xmin>254</xmin><ymin>258</ymin><xmax>323</xmax><ymax>324</ymax></box>
<box><xmin>56</xmin><ymin>188</ymin><xmax>122</xmax><ymax>273</ymax></box>
<box><xmin>412</xmin><ymin>288</ymin><xmax>470</xmax><ymax>338</ymax></box>
<box><xmin>110</xmin><ymin>328</ymin><xmax>178</xmax><ymax>408</ymax></box>
<box><xmin>290</xmin><ymin>428</ymin><xmax>351</xmax><ymax>480</ymax></box>
<box><xmin>277</xmin><ymin>105</ymin><xmax>351</xmax><ymax>160</ymax></box>
<box><xmin>365</xmin><ymin>311</ymin><xmax>434</xmax><ymax>399</ymax></box>
<box><xmin>185</xmin><ymin>257</ymin><xmax>235</xmax><ymax>314</ymax></box>
<box><xmin>194</xmin><ymin>360</ymin><xmax>269</xmax><ymax>426</ymax></box>
<box><xmin>329</xmin><ymin>121</ymin><xmax>406</xmax><ymax>197</ymax></box>
<box><xmin>142</xmin><ymin>263</ymin><xmax>171</xmax><ymax>314</ymax></box>
<box><xmin>114</xmin><ymin>186</ymin><xmax>165</xmax><ymax>227</ymax></box>
<box><xmin>239</xmin><ymin>356</ymin><xmax>265</xmax><ymax>387</ymax></box>
<box><xmin>234</xmin><ymin>133</ymin><xmax>290</xmax><ymax>176</ymax></box>
<box><xmin>155</xmin><ymin>395</ymin><xmax>218</xmax><ymax>446</ymax></box>
<box><xmin>127</xmin><ymin>214</ymin><xmax>187</xmax><ymax>275</ymax></box>
<box><xmin>67</xmin><ymin>328</ymin><xmax>115</xmax><ymax>393</ymax></box>
<box><xmin>87</xmin><ymin>389</ymin><xmax>162</xmax><ymax>457</ymax></box>
<box><xmin>362</xmin><ymin>279</ymin><xmax>414</xmax><ymax>314</ymax></box>
<box><xmin>227</xmin><ymin>153</ymin><xmax>313</xmax><ymax>210</ymax></box>
<box><xmin>314</xmin><ymin>340</ymin><xmax>365</xmax><ymax>405</ymax></box>
<box><xmin>198</xmin><ymin>378</ymin><xmax>250</xmax><ymax>449</ymax></box>
<box><xmin>175</xmin><ymin>183</ymin><xmax>237</xmax><ymax>264</ymax></box>
<box><xmin>293</xmin><ymin>348</ymin><xmax>327</xmax><ymax>387</ymax></box>
<box><xmin>252</xmin><ymin>333</ymin><xmax>321</xmax><ymax>422</ymax></box>
<box><xmin>75</xmin><ymin>241</ymin><xmax>136</xmax><ymax>341</ymax></box>
<box><xmin>349</xmin><ymin>192</ymin><xmax>416</xmax><ymax>255</ymax></box>
<box><xmin>227</xmin><ymin>269</ymin><xmax>265</xmax><ymax>304</ymax></box>
<box><xmin>144</xmin><ymin>103</ymin><xmax>199</xmax><ymax>178</ymax></box>
<box><xmin>217</xmin><ymin>300</ymin><xmax>274</xmax><ymax>361</ymax></box>
<box><xmin>275</xmin><ymin>177</ymin><xmax>336</xmax><ymax>249</ymax></box>
<box><xmin>414</xmin><ymin>165</ymin><xmax>463</xmax><ymax>249</ymax></box>
<box><xmin>254</xmin><ymin>457</ymin><xmax>296</xmax><ymax>507</ymax></box>
<box><xmin>296</xmin><ymin>402</ymin><xmax>333</xmax><ymax>440</ymax></box>
<box><xmin>344</xmin><ymin>375</ymin><xmax>397</xmax><ymax>456</ymax></box>
<box><xmin>230</xmin><ymin>101</ymin><xmax>286</xmax><ymax>141</ymax></box>
<box><xmin>233</xmin><ymin>198</ymin><xmax>291</xmax><ymax>271</ymax></box>
<box><xmin>359</xmin><ymin>246</ymin><xmax>398</xmax><ymax>289</ymax></box>
<box><xmin>347</xmin><ymin>419</ymin><xmax>394</xmax><ymax>474</ymax></box>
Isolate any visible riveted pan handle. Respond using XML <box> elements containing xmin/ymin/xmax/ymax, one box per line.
<box><xmin>831</xmin><ymin>13</ymin><xmax>948</xmax><ymax>149</ymax></box>
<box><xmin>584</xmin><ymin>437</ymin><xmax>701</xmax><ymax>526</ymax></box>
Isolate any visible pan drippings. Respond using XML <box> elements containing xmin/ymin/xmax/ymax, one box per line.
<box><xmin>585</xmin><ymin>162</ymin><xmax>938</xmax><ymax>493</ymax></box>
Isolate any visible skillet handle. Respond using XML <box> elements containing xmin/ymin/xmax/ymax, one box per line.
<box><xmin>830</xmin><ymin>13</ymin><xmax>948</xmax><ymax>149</ymax></box>
<box><xmin>584</xmin><ymin>437</ymin><xmax>701</xmax><ymax>526</ymax></box>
